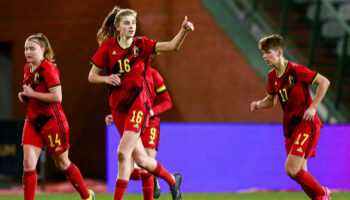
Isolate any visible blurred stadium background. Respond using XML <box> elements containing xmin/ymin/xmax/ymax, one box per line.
<box><xmin>0</xmin><ymin>0</ymin><xmax>350</xmax><ymax>199</ymax></box>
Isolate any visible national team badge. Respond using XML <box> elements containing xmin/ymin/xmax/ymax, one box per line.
<box><xmin>133</xmin><ymin>46</ymin><xmax>139</xmax><ymax>57</ymax></box>
<box><xmin>288</xmin><ymin>74</ymin><xmax>295</xmax><ymax>86</ymax></box>
<box><xmin>34</xmin><ymin>72</ymin><xmax>40</xmax><ymax>84</ymax></box>
<box><xmin>112</xmin><ymin>50</ymin><xmax>116</xmax><ymax>55</ymax></box>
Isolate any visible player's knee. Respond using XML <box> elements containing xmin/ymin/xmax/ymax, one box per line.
<box><xmin>23</xmin><ymin>158</ymin><xmax>36</xmax><ymax>170</ymax></box>
<box><xmin>285</xmin><ymin>165</ymin><xmax>299</xmax><ymax>178</ymax></box>
<box><xmin>133</xmin><ymin>155</ymin><xmax>147</xmax><ymax>168</ymax></box>
<box><xmin>54</xmin><ymin>159</ymin><xmax>70</xmax><ymax>171</ymax></box>
<box><xmin>117</xmin><ymin>150</ymin><xmax>127</xmax><ymax>163</ymax></box>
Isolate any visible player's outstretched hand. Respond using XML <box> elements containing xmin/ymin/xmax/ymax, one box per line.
<box><xmin>250</xmin><ymin>101</ymin><xmax>260</xmax><ymax>112</ymax></box>
<box><xmin>182</xmin><ymin>16</ymin><xmax>194</xmax><ymax>32</ymax></box>
<box><xmin>105</xmin><ymin>114</ymin><xmax>113</xmax><ymax>125</ymax></box>
<box><xmin>105</xmin><ymin>74</ymin><xmax>121</xmax><ymax>86</ymax></box>
<box><xmin>303</xmin><ymin>105</ymin><xmax>316</xmax><ymax>122</ymax></box>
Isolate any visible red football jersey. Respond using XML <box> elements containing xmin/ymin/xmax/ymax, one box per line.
<box><xmin>267</xmin><ymin>61</ymin><xmax>322</xmax><ymax>138</ymax></box>
<box><xmin>91</xmin><ymin>36</ymin><xmax>157</xmax><ymax>112</ymax></box>
<box><xmin>23</xmin><ymin>59</ymin><xmax>68</xmax><ymax>132</ymax></box>
<box><xmin>147</xmin><ymin>68</ymin><xmax>172</xmax><ymax>122</ymax></box>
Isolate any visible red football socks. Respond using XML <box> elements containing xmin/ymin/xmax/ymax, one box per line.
<box><xmin>64</xmin><ymin>162</ymin><xmax>90</xmax><ymax>199</ymax></box>
<box><xmin>301</xmin><ymin>183</ymin><xmax>316</xmax><ymax>199</ymax></box>
<box><xmin>141</xmin><ymin>172</ymin><xmax>154</xmax><ymax>200</ymax></box>
<box><xmin>151</xmin><ymin>162</ymin><xmax>175</xmax><ymax>186</ymax></box>
<box><xmin>23</xmin><ymin>170</ymin><xmax>37</xmax><ymax>200</ymax></box>
<box><xmin>293</xmin><ymin>169</ymin><xmax>325</xmax><ymax>197</ymax></box>
<box><xmin>130</xmin><ymin>168</ymin><xmax>142</xmax><ymax>180</ymax></box>
<box><xmin>114</xmin><ymin>179</ymin><xmax>129</xmax><ymax>200</ymax></box>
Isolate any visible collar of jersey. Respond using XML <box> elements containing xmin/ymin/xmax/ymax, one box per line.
<box><xmin>30</xmin><ymin>58</ymin><xmax>45</xmax><ymax>73</ymax></box>
<box><xmin>276</xmin><ymin>60</ymin><xmax>289</xmax><ymax>78</ymax></box>
<box><xmin>116</xmin><ymin>37</ymin><xmax>135</xmax><ymax>50</ymax></box>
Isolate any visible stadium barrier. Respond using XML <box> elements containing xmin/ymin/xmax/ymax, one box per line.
<box><xmin>106</xmin><ymin>123</ymin><xmax>350</xmax><ymax>193</ymax></box>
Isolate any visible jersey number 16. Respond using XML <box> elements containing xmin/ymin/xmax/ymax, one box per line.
<box><xmin>118</xmin><ymin>59</ymin><xmax>130</xmax><ymax>73</ymax></box>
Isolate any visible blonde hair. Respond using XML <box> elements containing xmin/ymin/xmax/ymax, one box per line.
<box><xmin>97</xmin><ymin>6</ymin><xmax>137</xmax><ymax>45</ymax></box>
<box><xmin>258</xmin><ymin>34</ymin><xmax>284</xmax><ymax>51</ymax></box>
<box><xmin>26</xmin><ymin>33</ymin><xmax>55</xmax><ymax>63</ymax></box>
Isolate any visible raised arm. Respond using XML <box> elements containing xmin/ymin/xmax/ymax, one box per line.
<box><xmin>88</xmin><ymin>65</ymin><xmax>120</xmax><ymax>86</ymax></box>
<box><xmin>303</xmin><ymin>74</ymin><xmax>330</xmax><ymax>122</ymax></box>
<box><xmin>250</xmin><ymin>94</ymin><xmax>278</xmax><ymax>112</ymax></box>
<box><xmin>156</xmin><ymin>16</ymin><xmax>194</xmax><ymax>53</ymax></box>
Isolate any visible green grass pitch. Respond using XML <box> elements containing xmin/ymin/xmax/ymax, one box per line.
<box><xmin>2</xmin><ymin>192</ymin><xmax>350</xmax><ymax>200</ymax></box>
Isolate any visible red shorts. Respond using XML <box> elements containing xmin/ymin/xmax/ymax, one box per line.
<box><xmin>141</xmin><ymin>118</ymin><xmax>160</xmax><ymax>151</ymax></box>
<box><xmin>285</xmin><ymin>121</ymin><xmax>321</xmax><ymax>158</ymax></box>
<box><xmin>22</xmin><ymin>119</ymin><xmax>70</xmax><ymax>155</ymax></box>
<box><xmin>112</xmin><ymin>90</ymin><xmax>150</xmax><ymax>137</ymax></box>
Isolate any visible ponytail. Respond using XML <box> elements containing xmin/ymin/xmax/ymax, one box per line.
<box><xmin>97</xmin><ymin>6</ymin><xmax>120</xmax><ymax>45</ymax></box>
<box><xmin>97</xmin><ymin>6</ymin><xmax>137</xmax><ymax>45</ymax></box>
<box><xmin>27</xmin><ymin>33</ymin><xmax>55</xmax><ymax>63</ymax></box>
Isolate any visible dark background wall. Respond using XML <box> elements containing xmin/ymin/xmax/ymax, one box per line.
<box><xmin>0</xmin><ymin>0</ymin><xmax>282</xmax><ymax>179</ymax></box>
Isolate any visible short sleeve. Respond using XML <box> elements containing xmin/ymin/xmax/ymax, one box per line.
<box><xmin>153</xmin><ymin>70</ymin><xmax>167</xmax><ymax>94</ymax></box>
<box><xmin>43</xmin><ymin>65</ymin><xmax>61</xmax><ymax>90</ymax></box>
<box><xmin>295</xmin><ymin>65</ymin><xmax>318</xmax><ymax>85</ymax></box>
<box><xmin>91</xmin><ymin>42</ymin><xmax>109</xmax><ymax>70</ymax></box>
<box><xmin>142</xmin><ymin>36</ymin><xmax>158</xmax><ymax>56</ymax></box>
<box><xmin>267</xmin><ymin>71</ymin><xmax>276</xmax><ymax>95</ymax></box>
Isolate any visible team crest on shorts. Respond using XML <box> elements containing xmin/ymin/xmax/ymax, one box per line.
<box><xmin>297</xmin><ymin>147</ymin><xmax>303</xmax><ymax>153</ymax></box>
<box><xmin>133</xmin><ymin>46</ymin><xmax>139</xmax><ymax>57</ymax></box>
<box><xmin>133</xmin><ymin>123</ymin><xmax>140</xmax><ymax>129</ymax></box>
<box><xmin>55</xmin><ymin>146</ymin><xmax>62</xmax><ymax>152</ymax></box>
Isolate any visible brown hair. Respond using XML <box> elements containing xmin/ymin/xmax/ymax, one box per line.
<box><xmin>26</xmin><ymin>33</ymin><xmax>55</xmax><ymax>63</ymax></box>
<box><xmin>258</xmin><ymin>34</ymin><xmax>284</xmax><ymax>51</ymax></box>
<box><xmin>97</xmin><ymin>6</ymin><xmax>137</xmax><ymax>45</ymax></box>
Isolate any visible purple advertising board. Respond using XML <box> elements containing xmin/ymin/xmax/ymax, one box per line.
<box><xmin>106</xmin><ymin>123</ymin><xmax>350</xmax><ymax>193</ymax></box>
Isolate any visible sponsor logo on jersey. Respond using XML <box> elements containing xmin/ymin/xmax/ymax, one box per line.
<box><xmin>112</xmin><ymin>50</ymin><xmax>117</xmax><ymax>55</ymax></box>
<box><xmin>275</xmin><ymin>81</ymin><xmax>277</xmax><ymax>86</ymax></box>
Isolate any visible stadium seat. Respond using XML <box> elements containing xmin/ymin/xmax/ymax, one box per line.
<box><xmin>339</xmin><ymin>2</ymin><xmax>350</xmax><ymax>20</ymax></box>
<box><xmin>293</xmin><ymin>0</ymin><xmax>311</xmax><ymax>4</ymax></box>
<box><xmin>307</xmin><ymin>4</ymin><xmax>335</xmax><ymax>21</ymax></box>
<box><xmin>336</xmin><ymin>38</ymin><xmax>350</xmax><ymax>56</ymax></box>
<box><xmin>295</xmin><ymin>0</ymin><xmax>348</xmax><ymax>3</ymax></box>
<box><xmin>322</xmin><ymin>20</ymin><xmax>345</xmax><ymax>38</ymax></box>
<box><xmin>330</xmin><ymin>0</ymin><xmax>350</xmax><ymax>3</ymax></box>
